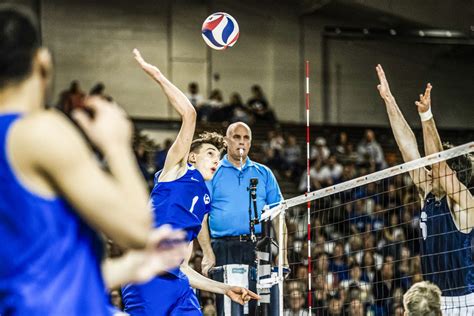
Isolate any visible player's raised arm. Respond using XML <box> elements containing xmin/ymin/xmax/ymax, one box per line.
<box><xmin>421</xmin><ymin>105</ymin><xmax>474</xmax><ymax>225</ymax></box>
<box><xmin>376</xmin><ymin>64</ymin><xmax>427</xmax><ymax>193</ymax></box>
<box><xmin>436</xmin><ymin>161</ymin><xmax>473</xmax><ymax>224</ymax></box>
<box><xmin>133</xmin><ymin>49</ymin><xmax>196</xmax><ymax>175</ymax></box>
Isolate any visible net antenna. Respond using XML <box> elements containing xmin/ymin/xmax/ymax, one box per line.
<box><xmin>304</xmin><ymin>60</ymin><xmax>312</xmax><ymax>315</ymax></box>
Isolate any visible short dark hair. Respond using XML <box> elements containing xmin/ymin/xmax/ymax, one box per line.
<box><xmin>190</xmin><ymin>131</ymin><xmax>226</xmax><ymax>154</ymax></box>
<box><xmin>0</xmin><ymin>5</ymin><xmax>40</xmax><ymax>89</ymax></box>
<box><xmin>443</xmin><ymin>143</ymin><xmax>473</xmax><ymax>187</ymax></box>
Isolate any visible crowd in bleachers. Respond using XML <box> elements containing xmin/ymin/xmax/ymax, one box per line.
<box><xmin>277</xmin><ymin>134</ymin><xmax>424</xmax><ymax>315</ymax></box>
<box><xmin>185</xmin><ymin>82</ymin><xmax>277</xmax><ymax>125</ymax></box>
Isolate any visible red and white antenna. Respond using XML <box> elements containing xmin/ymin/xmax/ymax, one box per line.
<box><xmin>305</xmin><ymin>60</ymin><xmax>312</xmax><ymax>315</ymax></box>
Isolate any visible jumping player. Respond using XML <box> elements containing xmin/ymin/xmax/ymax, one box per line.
<box><xmin>121</xmin><ymin>50</ymin><xmax>259</xmax><ymax>315</ymax></box>
<box><xmin>376</xmin><ymin>64</ymin><xmax>474</xmax><ymax>314</ymax></box>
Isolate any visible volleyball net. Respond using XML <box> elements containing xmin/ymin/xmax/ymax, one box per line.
<box><xmin>264</xmin><ymin>142</ymin><xmax>474</xmax><ymax>315</ymax></box>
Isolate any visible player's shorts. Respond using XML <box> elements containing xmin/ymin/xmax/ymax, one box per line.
<box><xmin>441</xmin><ymin>293</ymin><xmax>474</xmax><ymax>316</ymax></box>
<box><xmin>122</xmin><ymin>273</ymin><xmax>201</xmax><ymax>316</ymax></box>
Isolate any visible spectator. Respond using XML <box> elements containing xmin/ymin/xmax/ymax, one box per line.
<box><xmin>348</xmin><ymin>298</ymin><xmax>365</xmax><ymax>316</ymax></box>
<box><xmin>299</xmin><ymin>158</ymin><xmax>332</xmax><ymax>192</ymax></box>
<box><xmin>56</xmin><ymin>80</ymin><xmax>85</xmax><ymax>115</ymax></box>
<box><xmin>247</xmin><ymin>84</ymin><xmax>277</xmax><ymax>124</ymax></box>
<box><xmin>261</xmin><ymin>130</ymin><xmax>285</xmax><ymax>170</ymax></box>
<box><xmin>321</xmin><ymin>154</ymin><xmax>343</xmax><ymax>184</ymax></box>
<box><xmin>330</xmin><ymin>243</ymin><xmax>349</xmax><ymax>282</ymax></box>
<box><xmin>198</xmin><ymin>89</ymin><xmax>224</xmax><ymax>122</ymax></box>
<box><xmin>357</xmin><ymin>129</ymin><xmax>387</xmax><ymax>170</ymax></box>
<box><xmin>154</xmin><ymin>138</ymin><xmax>172</xmax><ymax>172</ymax></box>
<box><xmin>373</xmin><ymin>261</ymin><xmax>395</xmax><ymax>315</ymax></box>
<box><xmin>282</xmin><ymin>135</ymin><xmax>302</xmax><ymax>178</ymax></box>
<box><xmin>89</xmin><ymin>82</ymin><xmax>113</xmax><ymax>101</ymax></box>
<box><xmin>133</xmin><ymin>140</ymin><xmax>153</xmax><ymax>187</ymax></box>
<box><xmin>284</xmin><ymin>289</ymin><xmax>309</xmax><ymax>316</ymax></box>
<box><xmin>185</xmin><ymin>82</ymin><xmax>204</xmax><ymax>109</ymax></box>
<box><xmin>226</xmin><ymin>92</ymin><xmax>254</xmax><ymax>124</ymax></box>
<box><xmin>314</xmin><ymin>253</ymin><xmax>336</xmax><ymax>292</ymax></box>
<box><xmin>340</xmin><ymin>263</ymin><xmax>371</xmax><ymax>302</ymax></box>
<box><xmin>325</xmin><ymin>295</ymin><xmax>343</xmax><ymax>316</ymax></box>
<box><xmin>311</xmin><ymin>136</ymin><xmax>331</xmax><ymax>161</ymax></box>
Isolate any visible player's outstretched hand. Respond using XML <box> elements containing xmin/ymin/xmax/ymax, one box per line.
<box><xmin>133</xmin><ymin>48</ymin><xmax>163</xmax><ymax>80</ymax></box>
<box><xmin>127</xmin><ymin>225</ymin><xmax>188</xmax><ymax>284</ymax></box>
<box><xmin>375</xmin><ymin>64</ymin><xmax>394</xmax><ymax>101</ymax></box>
<box><xmin>415</xmin><ymin>83</ymin><xmax>432</xmax><ymax>113</ymax></box>
<box><xmin>225</xmin><ymin>286</ymin><xmax>261</xmax><ymax>305</ymax></box>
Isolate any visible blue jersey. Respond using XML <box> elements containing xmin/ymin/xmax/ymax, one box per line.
<box><xmin>0</xmin><ymin>114</ymin><xmax>110</xmax><ymax>315</ymax></box>
<box><xmin>420</xmin><ymin>193</ymin><xmax>474</xmax><ymax>296</ymax></box>
<box><xmin>150</xmin><ymin>165</ymin><xmax>211</xmax><ymax>244</ymax></box>
<box><xmin>122</xmin><ymin>165</ymin><xmax>210</xmax><ymax>315</ymax></box>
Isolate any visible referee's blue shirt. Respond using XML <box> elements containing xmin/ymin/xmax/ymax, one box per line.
<box><xmin>207</xmin><ymin>155</ymin><xmax>283</xmax><ymax>238</ymax></box>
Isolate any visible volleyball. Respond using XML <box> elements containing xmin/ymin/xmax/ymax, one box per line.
<box><xmin>201</xmin><ymin>12</ymin><xmax>239</xmax><ymax>50</ymax></box>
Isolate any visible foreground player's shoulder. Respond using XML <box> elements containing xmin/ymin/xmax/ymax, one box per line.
<box><xmin>11</xmin><ymin>110</ymin><xmax>90</xmax><ymax>166</ymax></box>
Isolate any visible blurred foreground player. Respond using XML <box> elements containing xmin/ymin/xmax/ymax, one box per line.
<box><xmin>0</xmin><ymin>5</ymin><xmax>188</xmax><ymax>315</ymax></box>
<box><xmin>121</xmin><ymin>50</ymin><xmax>259</xmax><ymax>316</ymax></box>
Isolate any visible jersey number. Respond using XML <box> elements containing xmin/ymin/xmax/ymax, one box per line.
<box><xmin>189</xmin><ymin>196</ymin><xmax>199</xmax><ymax>213</ymax></box>
<box><xmin>420</xmin><ymin>211</ymin><xmax>428</xmax><ymax>240</ymax></box>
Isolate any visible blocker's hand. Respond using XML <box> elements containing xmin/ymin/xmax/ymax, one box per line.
<box><xmin>225</xmin><ymin>286</ymin><xmax>261</xmax><ymax>305</ymax></box>
<box><xmin>375</xmin><ymin>64</ymin><xmax>394</xmax><ymax>101</ymax></box>
<box><xmin>415</xmin><ymin>83</ymin><xmax>432</xmax><ymax>113</ymax></box>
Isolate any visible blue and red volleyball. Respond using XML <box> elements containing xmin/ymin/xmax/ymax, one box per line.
<box><xmin>201</xmin><ymin>12</ymin><xmax>239</xmax><ymax>50</ymax></box>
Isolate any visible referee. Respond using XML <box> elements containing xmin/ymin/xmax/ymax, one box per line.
<box><xmin>198</xmin><ymin>122</ymin><xmax>288</xmax><ymax>316</ymax></box>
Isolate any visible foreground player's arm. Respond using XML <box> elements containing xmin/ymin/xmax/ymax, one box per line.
<box><xmin>102</xmin><ymin>225</ymin><xmax>188</xmax><ymax>289</ymax></box>
<box><xmin>181</xmin><ymin>242</ymin><xmax>260</xmax><ymax>304</ymax></box>
<box><xmin>376</xmin><ymin>64</ymin><xmax>427</xmax><ymax>192</ymax></box>
<box><xmin>133</xmin><ymin>49</ymin><xmax>196</xmax><ymax>174</ymax></box>
<box><xmin>11</xmin><ymin>101</ymin><xmax>151</xmax><ymax>248</ymax></box>
<box><xmin>197</xmin><ymin>214</ymin><xmax>216</xmax><ymax>277</ymax></box>
<box><xmin>415</xmin><ymin>83</ymin><xmax>443</xmax><ymax>156</ymax></box>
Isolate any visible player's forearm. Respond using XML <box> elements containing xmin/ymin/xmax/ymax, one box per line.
<box><xmin>421</xmin><ymin>118</ymin><xmax>443</xmax><ymax>157</ymax></box>
<box><xmin>152</xmin><ymin>73</ymin><xmax>196</xmax><ymax>118</ymax></box>
<box><xmin>102</xmin><ymin>254</ymin><xmax>139</xmax><ymax>290</ymax></box>
<box><xmin>181</xmin><ymin>264</ymin><xmax>229</xmax><ymax>294</ymax></box>
<box><xmin>197</xmin><ymin>217</ymin><xmax>214</xmax><ymax>257</ymax></box>
<box><xmin>383</xmin><ymin>97</ymin><xmax>420</xmax><ymax>162</ymax></box>
<box><xmin>103</xmin><ymin>147</ymin><xmax>152</xmax><ymax>245</ymax></box>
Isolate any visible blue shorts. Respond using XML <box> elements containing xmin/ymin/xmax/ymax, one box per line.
<box><xmin>122</xmin><ymin>273</ymin><xmax>201</xmax><ymax>316</ymax></box>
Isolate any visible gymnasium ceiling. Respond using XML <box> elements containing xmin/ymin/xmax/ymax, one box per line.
<box><xmin>298</xmin><ymin>0</ymin><xmax>474</xmax><ymax>32</ymax></box>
